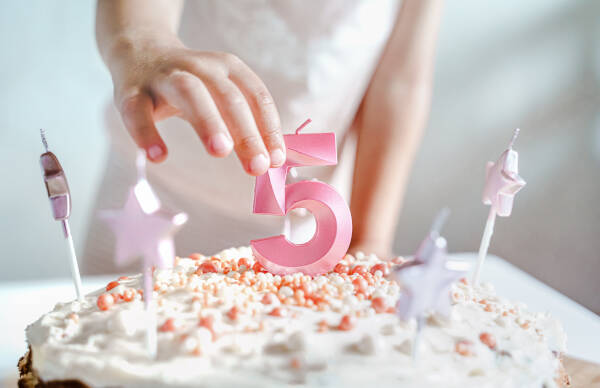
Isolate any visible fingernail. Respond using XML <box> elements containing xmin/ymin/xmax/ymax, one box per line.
<box><xmin>209</xmin><ymin>133</ymin><xmax>233</xmax><ymax>155</ymax></box>
<box><xmin>249</xmin><ymin>153</ymin><xmax>269</xmax><ymax>174</ymax></box>
<box><xmin>147</xmin><ymin>145</ymin><xmax>164</xmax><ymax>161</ymax></box>
<box><xmin>270</xmin><ymin>149</ymin><xmax>285</xmax><ymax>166</ymax></box>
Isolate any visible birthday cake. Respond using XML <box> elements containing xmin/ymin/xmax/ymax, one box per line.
<box><xmin>19</xmin><ymin>247</ymin><xmax>569</xmax><ymax>388</ymax></box>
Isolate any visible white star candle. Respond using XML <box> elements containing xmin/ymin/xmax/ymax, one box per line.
<box><xmin>100</xmin><ymin>151</ymin><xmax>188</xmax><ymax>357</ymax></box>
<box><xmin>472</xmin><ymin>129</ymin><xmax>526</xmax><ymax>286</ymax></box>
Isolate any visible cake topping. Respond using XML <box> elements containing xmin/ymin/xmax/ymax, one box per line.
<box><xmin>455</xmin><ymin>340</ymin><xmax>475</xmax><ymax>357</ymax></box>
<box><xmin>105</xmin><ymin>280</ymin><xmax>120</xmax><ymax>291</ymax></box>
<box><xmin>25</xmin><ymin>247</ymin><xmax>567</xmax><ymax>387</ymax></box>
<box><xmin>371</xmin><ymin>297</ymin><xmax>387</xmax><ymax>314</ymax></box>
<box><xmin>479</xmin><ymin>332</ymin><xmax>497</xmax><ymax>350</ymax></box>
<box><xmin>96</xmin><ymin>293</ymin><xmax>114</xmax><ymax>311</ymax></box>
<box><xmin>159</xmin><ymin>318</ymin><xmax>177</xmax><ymax>332</ymax></box>
<box><xmin>337</xmin><ymin>315</ymin><xmax>355</xmax><ymax>331</ymax></box>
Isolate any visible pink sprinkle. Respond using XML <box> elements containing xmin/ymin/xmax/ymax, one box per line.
<box><xmin>268</xmin><ymin>307</ymin><xmax>286</xmax><ymax>317</ymax></box>
<box><xmin>106</xmin><ymin>281</ymin><xmax>120</xmax><ymax>291</ymax></box>
<box><xmin>197</xmin><ymin>262</ymin><xmax>218</xmax><ymax>274</ymax></box>
<box><xmin>159</xmin><ymin>318</ymin><xmax>176</xmax><ymax>332</ymax></box>
<box><xmin>352</xmin><ymin>277</ymin><xmax>367</xmax><ymax>293</ymax></box>
<box><xmin>349</xmin><ymin>265</ymin><xmax>366</xmax><ymax>276</ymax></box>
<box><xmin>261</xmin><ymin>293</ymin><xmax>275</xmax><ymax>304</ymax></box>
<box><xmin>338</xmin><ymin>315</ymin><xmax>355</xmax><ymax>331</ymax></box>
<box><xmin>97</xmin><ymin>294</ymin><xmax>114</xmax><ymax>311</ymax></box>
<box><xmin>227</xmin><ymin>306</ymin><xmax>240</xmax><ymax>321</ymax></box>
<box><xmin>371</xmin><ymin>297</ymin><xmax>387</xmax><ymax>313</ymax></box>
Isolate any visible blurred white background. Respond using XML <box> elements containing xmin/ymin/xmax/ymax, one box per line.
<box><xmin>0</xmin><ymin>0</ymin><xmax>598</xmax><ymax>313</ymax></box>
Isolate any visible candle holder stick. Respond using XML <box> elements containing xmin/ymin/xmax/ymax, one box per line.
<box><xmin>472</xmin><ymin>208</ymin><xmax>496</xmax><ymax>286</ymax></box>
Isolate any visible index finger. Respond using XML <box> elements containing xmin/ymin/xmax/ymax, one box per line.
<box><xmin>228</xmin><ymin>66</ymin><xmax>285</xmax><ymax>167</ymax></box>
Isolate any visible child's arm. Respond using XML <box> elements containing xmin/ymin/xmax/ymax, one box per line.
<box><xmin>96</xmin><ymin>0</ymin><xmax>285</xmax><ymax>176</ymax></box>
<box><xmin>349</xmin><ymin>0</ymin><xmax>444</xmax><ymax>257</ymax></box>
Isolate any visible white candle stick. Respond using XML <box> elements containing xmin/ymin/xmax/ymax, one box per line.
<box><xmin>63</xmin><ymin>220</ymin><xmax>84</xmax><ymax>301</ymax></box>
<box><xmin>137</xmin><ymin>151</ymin><xmax>158</xmax><ymax>358</ymax></box>
<box><xmin>472</xmin><ymin>208</ymin><xmax>496</xmax><ymax>286</ymax></box>
<box><xmin>412</xmin><ymin>316</ymin><xmax>425</xmax><ymax>361</ymax></box>
<box><xmin>143</xmin><ymin>265</ymin><xmax>157</xmax><ymax>358</ymax></box>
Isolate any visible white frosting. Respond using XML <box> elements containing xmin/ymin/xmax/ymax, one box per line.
<box><xmin>26</xmin><ymin>247</ymin><xmax>567</xmax><ymax>387</ymax></box>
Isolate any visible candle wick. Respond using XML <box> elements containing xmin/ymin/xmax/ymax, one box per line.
<box><xmin>40</xmin><ymin>128</ymin><xmax>49</xmax><ymax>152</ymax></box>
<box><xmin>295</xmin><ymin>118</ymin><xmax>312</xmax><ymax>134</ymax></box>
<box><xmin>508</xmin><ymin>128</ymin><xmax>520</xmax><ymax>149</ymax></box>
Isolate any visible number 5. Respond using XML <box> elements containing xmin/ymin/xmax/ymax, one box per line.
<box><xmin>251</xmin><ymin>121</ymin><xmax>352</xmax><ymax>275</ymax></box>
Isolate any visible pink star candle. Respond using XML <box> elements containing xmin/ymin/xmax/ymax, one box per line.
<box><xmin>251</xmin><ymin>119</ymin><xmax>352</xmax><ymax>275</ymax></box>
<box><xmin>100</xmin><ymin>152</ymin><xmax>188</xmax><ymax>357</ymax></box>
<box><xmin>472</xmin><ymin>129</ymin><xmax>526</xmax><ymax>285</ymax></box>
<box><xmin>39</xmin><ymin>129</ymin><xmax>83</xmax><ymax>301</ymax></box>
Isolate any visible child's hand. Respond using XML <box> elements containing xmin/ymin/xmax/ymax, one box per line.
<box><xmin>105</xmin><ymin>37</ymin><xmax>285</xmax><ymax>176</ymax></box>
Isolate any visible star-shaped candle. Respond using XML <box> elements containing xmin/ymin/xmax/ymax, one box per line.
<box><xmin>100</xmin><ymin>152</ymin><xmax>188</xmax><ymax>357</ymax></box>
<box><xmin>393</xmin><ymin>211</ymin><xmax>466</xmax><ymax>359</ymax></box>
<box><xmin>472</xmin><ymin>129</ymin><xmax>526</xmax><ymax>285</ymax></box>
<box><xmin>395</xmin><ymin>237</ymin><xmax>463</xmax><ymax>321</ymax></box>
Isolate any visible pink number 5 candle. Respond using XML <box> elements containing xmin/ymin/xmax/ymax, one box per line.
<box><xmin>251</xmin><ymin>120</ymin><xmax>352</xmax><ymax>275</ymax></box>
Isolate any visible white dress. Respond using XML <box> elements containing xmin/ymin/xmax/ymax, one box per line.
<box><xmin>83</xmin><ymin>0</ymin><xmax>400</xmax><ymax>274</ymax></box>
